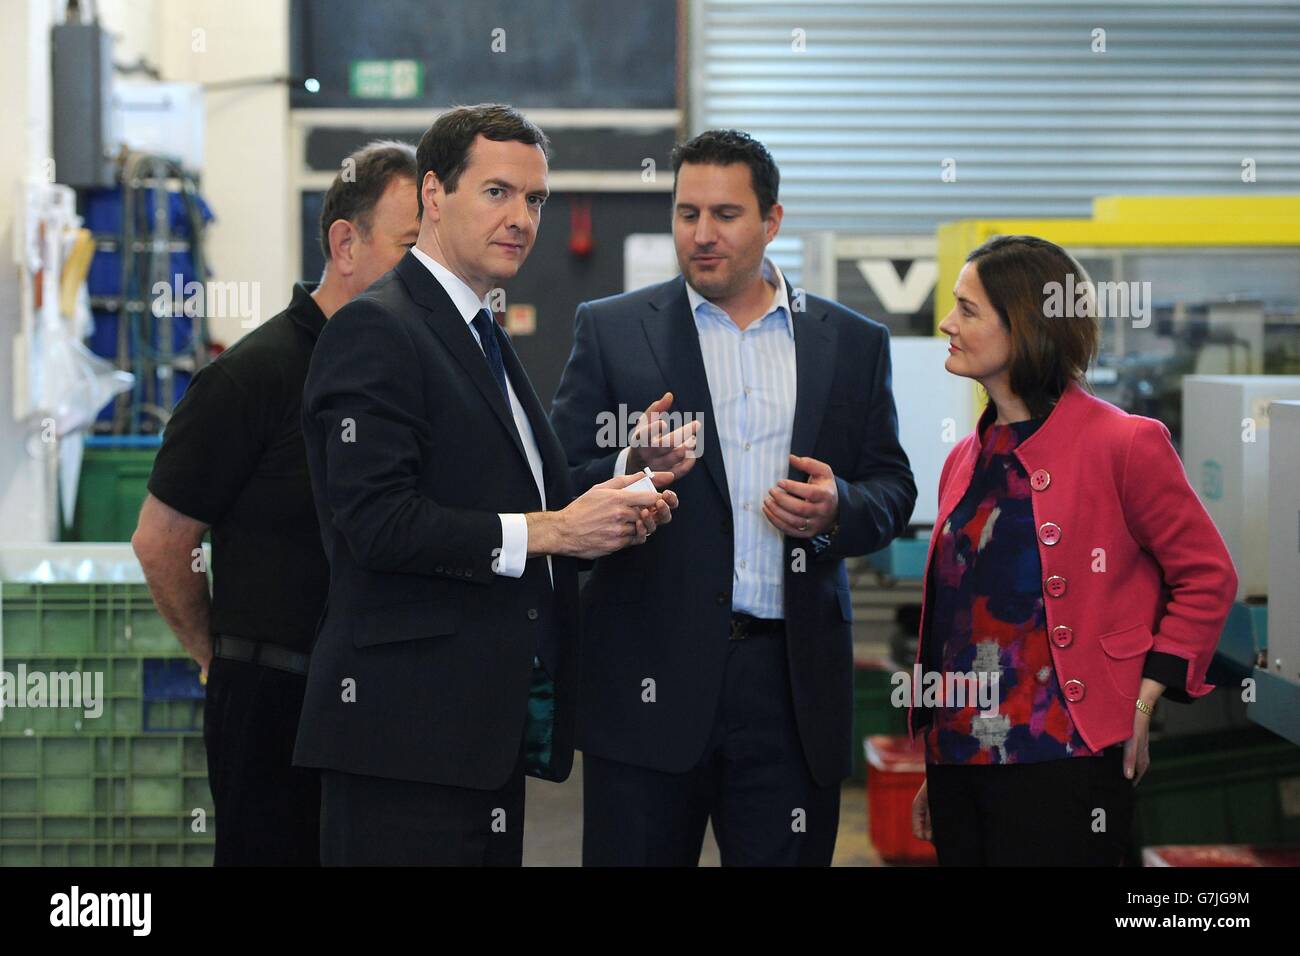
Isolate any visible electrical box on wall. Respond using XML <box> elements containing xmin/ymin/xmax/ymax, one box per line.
<box><xmin>1182</xmin><ymin>375</ymin><xmax>1300</xmax><ymax>600</ymax></box>
<box><xmin>51</xmin><ymin>22</ymin><xmax>116</xmax><ymax>188</ymax></box>
<box><xmin>112</xmin><ymin>82</ymin><xmax>206</xmax><ymax>174</ymax></box>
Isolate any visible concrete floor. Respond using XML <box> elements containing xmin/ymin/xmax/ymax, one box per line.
<box><xmin>521</xmin><ymin>613</ymin><xmax>901</xmax><ymax>866</ymax></box>
<box><xmin>521</xmin><ymin>753</ymin><xmax>883</xmax><ymax>866</ymax></box>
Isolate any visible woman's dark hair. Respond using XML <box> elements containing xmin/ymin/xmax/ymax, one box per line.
<box><xmin>966</xmin><ymin>234</ymin><xmax>1099</xmax><ymax>419</ymax></box>
<box><xmin>415</xmin><ymin>103</ymin><xmax>550</xmax><ymax>216</ymax></box>
<box><xmin>318</xmin><ymin>139</ymin><xmax>417</xmax><ymax>261</ymax></box>
<box><xmin>670</xmin><ymin>129</ymin><xmax>780</xmax><ymax>218</ymax></box>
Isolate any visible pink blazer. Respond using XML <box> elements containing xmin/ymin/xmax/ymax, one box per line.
<box><xmin>908</xmin><ymin>382</ymin><xmax>1238</xmax><ymax>752</ymax></box>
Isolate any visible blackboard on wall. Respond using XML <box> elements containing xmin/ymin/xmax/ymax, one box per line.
<box><xmin>290</xmin><ymin>0</ymin><xmax>678</xmax><ymax>110</ymax></box>
<box><xmin>301</xmin><ymin>190</ymin><xmax>676</xmax><ymax>410</ymax></box>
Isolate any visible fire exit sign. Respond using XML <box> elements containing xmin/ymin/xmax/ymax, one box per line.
<box><xmin>349</xmin><ymin>60</ymin><xmax>424</xmax><ymax>100</ymax></box>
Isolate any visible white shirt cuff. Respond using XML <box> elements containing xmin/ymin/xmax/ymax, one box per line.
<box><xmin>614</xmin><ymin>446</ymin><xmax>632</xmax><ymax>479</ymax></box>
<box><xmin>495</xmin><ymin>513</ymin><xmax>528</xmax><ymax>578</ymax></box>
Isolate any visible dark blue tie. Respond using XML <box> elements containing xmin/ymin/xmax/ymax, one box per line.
<box><xmin>472</xmin><ymin>309</ymin><xmax>556</xmax><ymax>672</ymax></box>
<box><xmin>472</xmin><ymin>309</ymin><xmax>511</xmax><ymax>404</ymax></box>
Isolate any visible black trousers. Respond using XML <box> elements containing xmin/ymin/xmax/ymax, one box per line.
<box><xmin>925</xmin><ymin>745</ymin><xmax>1134</xmax><ymax>866</ymax></box>
<box><xmin>319</xmin><ymin>736</ymin><xmax>527</xmax><ymax>866</ymax></box>
<box><xmin>203</xmin><ymin>656</ymin><xmax>321</xmax><ymax>866</ymax></box>
<box><xmin>583</xmin><ymin>631</ymin><xmax>841</xmax><ymax>867</ymax></box>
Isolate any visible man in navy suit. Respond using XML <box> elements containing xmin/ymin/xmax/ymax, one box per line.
<box><xmin>294</xmin><ymin>105</ymin><xmax>676</xmax><ymax>865</ymax></box>
<box><xmin>551</xmin><ymin>129</ymin><xmax>916</xmax><ymax>865</ymax></box>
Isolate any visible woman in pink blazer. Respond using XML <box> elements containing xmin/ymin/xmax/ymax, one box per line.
<box><xmin>908</xmin><ymin>235</ymin><xmax>1237</xmax><ymax>866</ymax></box>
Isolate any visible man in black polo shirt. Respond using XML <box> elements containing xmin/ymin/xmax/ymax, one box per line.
<box><xmin>132</xmin><ymin>140</ymin><xmax>419</xmax><ymax>866</ymax></box>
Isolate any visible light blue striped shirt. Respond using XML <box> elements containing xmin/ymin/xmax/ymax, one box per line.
<box><xmin>689</xmin><ymin>258</ymin><xmax>797</xmax><ymax>619</ymax></box>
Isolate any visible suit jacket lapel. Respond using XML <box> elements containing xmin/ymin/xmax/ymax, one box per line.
<box><xmin>787</xmin><ymin>287</ymin><xmax>837</xmax><ymax>478</ymax></box>
<box><xmin>394</xmin><ymin>252</ymin><xmax>532</xmax><ymax>476</ymax></box>
<box><xmin>497</xmin><ymin>327</ymin><xmax>571</xmax><ymax>507</ymax></box>
<box><xmin>641</xmin><ymin>277</ymin><xmax>732</xmax><ymax>513</ymax></box>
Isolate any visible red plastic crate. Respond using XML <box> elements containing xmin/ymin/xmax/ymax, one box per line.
<box><xmin>864</xmin><ymin>734</ymin><xmax>937</xmax><ymax>864</ymax></box>
<box><xmin>1143</xmin><ymin>844</ymin><xmax>1300</xmax><ymax>867</ymax></box>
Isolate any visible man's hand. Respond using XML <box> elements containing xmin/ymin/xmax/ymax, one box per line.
<box><xmin>911</xmin><ymin>779</ymin><xmax>932</xmax><ymax>842</ymax></box>
<box><xmin>131</xmin><ymin>493</ymin><xmax>215</xmax><ymax>677</ymax></box>
<box><xmin>527</xmin><ymin>471</ymin><xmax>677</xmax><ymax>559</ymax></box>
<box><xmin>625</xmin><ymin>391</ymin><xmax>700</xmax><ymax>480</ymax></box>
<box><xmin>762</xmin><ymin>454</ymin><xmax>839</xmax><ymax>537</ymax></box>
<box><xmin>634</xmin><ymin>469</ymin><xmax>679</xmax><ymax>538</ymax></box>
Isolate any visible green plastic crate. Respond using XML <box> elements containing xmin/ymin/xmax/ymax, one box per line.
<box><xmin>143</xmin><ymin>698</ymin><xmax>203</xmax><ymax>733</ymax></box>
<box><xmin>0</xmin><ymin>671</ymin><xmax>145</xmax><ymax>736</ymax></box>
<box><xmin>182</xmin><ymin>737</ymin><xmax>206</xmax><ymax>772</ymax></box>
<box><xmin>41</xmin><ymin>817</ymin><xmax>93</xmax><ymax>839</ymax></box>
<box><xmin>43</xmin><ymin>777</ymin><xmax>94</xmax><ymax>814</ymax></box>
<box><xmin>0</xmin><ymin>839</ymin><xmax>213</xmax><ymax>867</ymax></box>
<box><xmin>0</xmin><ymin>584</ymin><xmax>178</xmax><ymax>656</ymax></box>
<box><xmin>42</xmin><ymin>739</ymin><xmax>93</xmax><ymax>775</ymax></box>
<box><xmin>127</xmin><ymin>777</ymin><xmax>182</xmax><ymax>814</ymax></box>
<box><xmin>0</xmin><ymin>779</ymin><xmax>36</xmax><ymax>814</ymax></box>
<box><xmin>0</xmin><ymin>550</ymin><xmax>216</xmax><ymax>866</ymax></box>
<box><xmin>65</xmin><ymin>447</ymin><xmax>157</xmax><ymax>543</ymax></box>
<box><xmin>851</xmin><ymin>660</ymin><xmax>909</xmax><ymax>781</ymax></box>
<box><xmin>0</xmin><ymin>656</ymin><xmax>207</xmax><ymax>737</ymax></box>
<box><xmin>0</xmin><ymin>738</ymin><xmax>37</xmax><ymax>773</ymax></box>
<box><xmin>131</xmin><ymin>737</ymin><xmax>182</xmax><ymax>775</ymax></box>
<box><xmin>1136</xmin><ymin>728</ymin><xmax>1300</xmax><ymax>847</ymax></box>
<box><xmin>0</xmin><ymin>817</ymin><xmax>36</xmax><ymax>839</ymax></box>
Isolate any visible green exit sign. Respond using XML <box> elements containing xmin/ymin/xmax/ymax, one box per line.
<box><xmin>349</xmin><ymin>60</ymin><xmax>424</xmax><ymax>100</ymax></box>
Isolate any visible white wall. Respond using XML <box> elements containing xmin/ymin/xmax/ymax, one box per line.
<box><xmin>0</xmin><ymin>0</ymin><xmax>62</xmax><ymax>541</ymax></box>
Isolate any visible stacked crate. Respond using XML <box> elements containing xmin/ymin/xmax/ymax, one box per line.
<box><xmin>0</xmin><ymin>571</ymin><xmax>214</xmax><ymax>866</ymax></box>
<box><xmin>64</xmin><ymin>438</ymin><xmax>161</xmax><ymax>543</ymax></box>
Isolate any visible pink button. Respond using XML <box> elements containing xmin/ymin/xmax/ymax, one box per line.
<box><xmin>1052</xmin><ymin>625</ymin><xmax>1074</xmax><ymax>647</ymax></box>
<box><xmin>1063</xmin><ymin>679</ymin><xmax>1086</xmax><ymax>702</ymax></box>
<box><xmin>1030</xmin><ymin>469</ymin><xmax>1051</xmax><ymax>492</ymax></box>
<box><xmin>1039</xmin><ymin>522</ymin><xmax>1061</xmax><ymax>546</ymax></box>
<box><xmin>1045</xmin><ymin>575</ymin><xmax>1067</xmax><ymax>598</ymax></box>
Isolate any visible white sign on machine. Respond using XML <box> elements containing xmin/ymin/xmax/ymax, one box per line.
<box><xmin>887</xmin><ymin>337</ymin><xmax>975</xmax><ymax>527</ymax></box>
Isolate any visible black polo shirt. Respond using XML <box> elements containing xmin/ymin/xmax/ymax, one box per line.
<box><xmin>148</xmin><ymin>283</ymin><xmax>329</xmax><ymax>653</ymax></box>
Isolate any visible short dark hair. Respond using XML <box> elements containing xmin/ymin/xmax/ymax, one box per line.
<box><xmin>966</xmin><ymin>235</ymin><xmax>1099</xmax><ymax>418</ymax></box>
<box><xmin>670</xmin><ymin>129</ymin><xmax>780</xmax><ymax>218</ymax></box>
<box><xmin>414</xmin><ymin>104</ymin><xmax>550</xmax><ymax>216</ymax></box>
<box><xmin>318</xmin><ymin>139</ymin><xmax>417</xmax><ymax>262</ymax></box>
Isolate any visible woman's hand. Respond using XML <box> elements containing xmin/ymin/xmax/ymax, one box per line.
<box><xmin>1123</xmin><ymin>701</ymin><xmax>1156</xmax><ymax>785</ymax></box>
<box><xmin>1123</xmin><ymin>679</ymin><xmax>1165</xmax><ymax>784</ymax></box>
<box><xmin>911</xmin><ymin>779</ymin><xmax>932</xmax><ymax>841</ymax></box>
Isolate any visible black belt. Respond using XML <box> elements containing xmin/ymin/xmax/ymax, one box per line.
<box><xmin>213</xmin><ymin>635</ymin><xmax>310</xmax><ymax>675</ymax></box>
<box><xmin>729</xmin><ymin>613</ymin><xmax>785</xmax><ymax>641</ymax></box>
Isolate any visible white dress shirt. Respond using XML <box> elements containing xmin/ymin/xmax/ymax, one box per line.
<box><xmin>410</xmin><ymin>245</ymin><xmax>545</xmax><ymax>581</ymax></box>
<box><xmin>614</xmin><ymin>257</ymin><xmax>796</xmax><ymax>618</ymax></box>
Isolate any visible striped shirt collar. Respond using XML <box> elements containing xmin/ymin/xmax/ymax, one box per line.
<box><xmin>686</xmin><ymin>257</ymin><xmax>794</xmax><ymax>337</ymax></box>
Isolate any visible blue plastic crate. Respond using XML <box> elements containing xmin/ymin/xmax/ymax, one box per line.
<box><xmin>82</xmin><ymin>187</ymin><xmax>213</xmax><ymax>239</ymax></box>
<box><xmin>87</xmin><ymin>249</ymin><xmax>200</xmax><ymax>299</ymax></box>
<box><xmin>141</xmin><ymin>659</ymin><xmax>204</xmax><ymax>734</ymax></box>
<box><xmin>142</xmin><ymin>659</ymin><xmax>204</xmax><ymax>700</ymax></box>
<box><xmin>85</xmin><ymin>310</ymin><xmax>197</xmax><ymax>371</ymax></box>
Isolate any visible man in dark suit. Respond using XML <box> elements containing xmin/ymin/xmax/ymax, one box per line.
<box><xmin>551</xmin><ymin>129</ymin><xmax>916</xmax><ymax>866</ymax></box>
<box><xmin>294</xmin><ymin>104</ymin><xmax>675</xmax><ymax>866</ymax></box>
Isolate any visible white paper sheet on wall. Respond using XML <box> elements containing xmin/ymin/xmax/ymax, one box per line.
<box><xmin>623</xmin><ymin>234</ymin><xmax>679</xmax><ymax>293</ymax></box>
